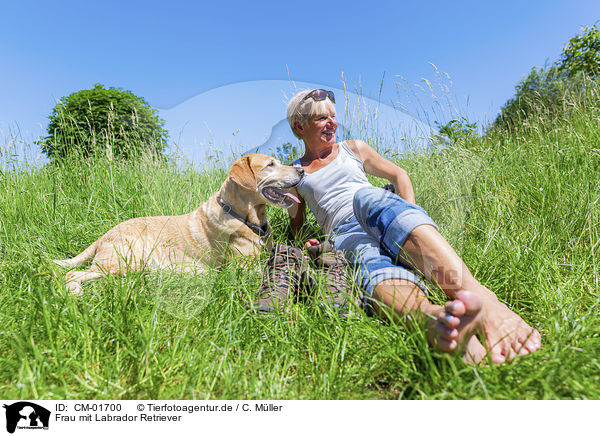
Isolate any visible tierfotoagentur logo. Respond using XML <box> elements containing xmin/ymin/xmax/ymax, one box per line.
<box><xmin>3</xmin><ymin>402</ymin><xmax>50</xmax><ymax>434</ymax></box>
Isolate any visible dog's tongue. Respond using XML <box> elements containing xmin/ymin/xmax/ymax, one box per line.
<box><xmin>283</xmin><ymin>192</ymin><xmax>301</xmax><ymax>204</ymax></box>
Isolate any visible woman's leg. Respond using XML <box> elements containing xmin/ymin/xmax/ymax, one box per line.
<box><xmin>331</xmin><ymin>217</ymin><xmax>488</xmax><ymax>364</ymax></box>
<box><xmin>372</xmin><ymin>278</ymin><xmax>487</xmax><ymax>364</ymax></box>
<box><xmin>400</xmin><ymin>224</ymin><xmax>541</xmax><ymax>363</ymax></box>
<box><xmin>352</xmin><ymin>186</ymin><xmax>541</xmax><ymax>363</ymax></box>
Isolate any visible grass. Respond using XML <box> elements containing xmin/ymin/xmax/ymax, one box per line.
<box><xmin>1</xmin><ymin>81</ymin><xmax>600</xmax><ymax>400</ymax></box>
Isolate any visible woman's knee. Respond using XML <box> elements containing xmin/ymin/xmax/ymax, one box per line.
<box><xmin>403</xmin><ymin>225</ymin><xmax>471</xmax><ymax>291</ymax></box>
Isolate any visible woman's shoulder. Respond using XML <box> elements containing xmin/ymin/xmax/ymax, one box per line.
<box><xmin>342</xmin><ymin>139</ymin><xmax>367</xmax><ymax>161</ymax></box>
<box><xmin>344</xmin><ymin>139</ymin><xmax>366</xmax><ymax>150</ymax></box>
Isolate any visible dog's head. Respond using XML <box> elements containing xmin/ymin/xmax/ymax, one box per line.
<box><xmin>228</xmin><ymin>154</ymin><xmax>303</xmax><ymax>208</ymax></box>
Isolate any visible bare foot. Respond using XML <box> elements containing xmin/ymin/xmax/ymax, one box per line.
<box><xmin>480</xmin><ymin>297</ymin><xmax>541</xmax><ymax>363</ymax></box>
<box><xmin>427</xmin><ymin>290</ymin><xmax>487</xmax><ymax>364</ymax></box>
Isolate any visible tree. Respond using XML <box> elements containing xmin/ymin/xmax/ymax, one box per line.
<box><xmin>38</xmin><ymin>84</ymin><xmax>168</xmax><ymax>160</ymax></box>
<box><xmin>558</xmin><ymin>25</ymin><xmax>600</xmax><ymax>78</ymax></box>
<box><xmin>490</xmin><ymin>25</ymin><xmax>600</xmax><ymax>132</ymax></box>
<box><xmin>490</xmin><ymin>66</ymin><xmax>569</xmax><ymax>131</ymax></box>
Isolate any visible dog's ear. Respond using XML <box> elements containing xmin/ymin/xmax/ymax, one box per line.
<box><xmin>229</xmin><ymin>155</ymin><xmax>257</xmax><ymax>191</ymax></box>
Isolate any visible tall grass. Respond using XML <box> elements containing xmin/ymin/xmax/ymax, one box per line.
<box><xmin>1</xmin><ymin>77</ymin><xmax>599</xmax><ymax>399</ymax></box>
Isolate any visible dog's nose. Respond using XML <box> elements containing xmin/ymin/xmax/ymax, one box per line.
<box><xmin>297</xmin><ymin>167</ymin><xmax>305</xmax><ymax>177</ymax></box>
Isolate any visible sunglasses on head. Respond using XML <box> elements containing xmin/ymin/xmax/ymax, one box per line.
<box><xmin>303</xmin><ymin>89</ymin><xmax>336</xmax><ymax>104</ymax></box>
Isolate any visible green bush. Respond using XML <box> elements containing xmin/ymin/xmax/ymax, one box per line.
<box><xmin>490</xmin><ymin>66</ymin><xmax>570</xmax><ymax>132</ymax></box>
<box><xmin>491</xmin><ymin>25</ymin><xmax>600</xmax><ymax>133</ymax></box>
<box><xmin>558</xmin><ymin>25</ymin><xmax>600</xmax><ymax>78</ymax></box>
<box><xmin>433</xmin><ymin>117</ymin><xmax>478</xmax><ymax>146</ymax></box>
<box><xmin>38</xmin><ymin>83</ymin><xmax>168</xmax><ymax>161</ymax></box>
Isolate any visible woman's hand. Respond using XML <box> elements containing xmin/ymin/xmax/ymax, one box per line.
<box><xmin>304</xmin><ymin>239</ymin><xmax>320</xmax><ymax>249</ymax></box>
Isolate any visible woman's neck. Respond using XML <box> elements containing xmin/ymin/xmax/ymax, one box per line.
<box><xmin>303</xmin><ymin>141</ymin><xmax>337</xmax><ymax>161</ymax></box>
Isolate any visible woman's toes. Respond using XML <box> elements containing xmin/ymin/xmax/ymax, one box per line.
<box><xmin>437</xmin><ymin>323</ymin><xmax>458</xmax><ymax>341</ymax></box>
<box><xmin>439</xmin><ymin>312</ymin><xmax>460</xmax><ymax>329</ymax></box>
<box><xmin>525</xmin><ymin>338</ymin><xmax>541</xmax><ymax>352</ymax></box>
<box><xmin>455</xmin><ymin>290</ymin><xmax>484</xmax><ymax>315</ymax></box>
<box><xmin>429</xmin><ymin>292</ymin><xmax>486</xmax><ymax>358</ymax></box>
<box><xmin>519</xmin><ymin>329</ymin><xmax>541</xmax><ymax>353</ymax></box>
<box><xmin>437</xmin><ymin>337</ymin><xmax>457</xmax><ymax>352</ymax></box>
<box><xmin>489</xmin><ymin>343</ymin><xmax>507</xmax><ymax>363</ymax></box>
<box><xmin>445</xmin><ymin>300</ymin><xmax>466</xmax><ymax>317</ymax></box>
<box><xmin>530</xmin><ymin>330</ymin><xmax>542</xmax><ymax>349</ymax></box>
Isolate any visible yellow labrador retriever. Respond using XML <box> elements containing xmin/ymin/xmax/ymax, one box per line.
<box><xmin>54</xmin><ymin>154</ymin><xmax>303</xmax><ymax>295</ymax></box>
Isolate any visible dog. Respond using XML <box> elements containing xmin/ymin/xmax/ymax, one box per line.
<box><xmin>54</xmin><ymin>154</ymin><xmax>304</xmax><ymax>295</ymax></box>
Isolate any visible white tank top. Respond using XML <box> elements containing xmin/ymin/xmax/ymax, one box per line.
<box><xmin>293</xmin><ymin>141</ymin><xmax>371</xmax><ymax>235</ymax></box>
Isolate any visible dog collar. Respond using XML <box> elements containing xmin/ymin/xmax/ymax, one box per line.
<box><xmin>216</xmin><ymin>196</ymin><xmax>270</xmax><ymax>238</ymax></box>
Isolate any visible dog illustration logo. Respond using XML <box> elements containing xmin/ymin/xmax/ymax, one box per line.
<box><xmin>3</xmin><ymin>402</ymin><xmax>50</xmax><ymax>433</ymax></box>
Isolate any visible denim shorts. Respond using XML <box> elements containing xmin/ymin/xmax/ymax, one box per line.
<box><xmin>330</xmin><ymin>186</ymin><xmax>439</xmax><ymax>300</ymax></box>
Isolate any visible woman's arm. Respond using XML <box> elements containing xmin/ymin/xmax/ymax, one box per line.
<box><xmin>288</xmin><ymin>191</ymin><xmax>320</xmax><ymax>249</ymax></box>
<box><xmin>347</xmin><ymin>139</ymin><xmax>416</xmax><ymax>203</ymax></box>
<box><xmin>287</xmin><ymin>186</ymin><xmax>306</xmax><ymax>238</ymax></box>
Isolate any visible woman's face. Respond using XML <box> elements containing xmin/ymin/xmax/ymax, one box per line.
<box><xmin>300</xmin><ymin>109</ymin><xmax>337</xmax><ymax>146</ymax></box>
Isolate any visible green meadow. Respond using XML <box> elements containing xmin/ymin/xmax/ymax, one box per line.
<box><xmin>1</xmin><ymin>77</ymin><xmax>599</xmax><ymax>400</ymax></box>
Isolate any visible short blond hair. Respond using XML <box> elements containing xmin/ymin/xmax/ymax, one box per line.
<box><xmin>286</xmin><ymin>90</ymin><xmax>336</xmax><ymax>139</ymax></box>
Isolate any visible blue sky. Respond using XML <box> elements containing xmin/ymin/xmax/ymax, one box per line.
<box><xmin>1</xmin><ymin>0</ymin><xmax>599</xmax><ymax>165</ymax></box>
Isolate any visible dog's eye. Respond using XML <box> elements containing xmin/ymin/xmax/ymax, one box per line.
<box><xmin>267</xmin><ymin>161</ymin><xmax>275</xmax><ymax>166</ymax></box>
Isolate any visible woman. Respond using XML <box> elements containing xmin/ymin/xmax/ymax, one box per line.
<box><xmin>286</xmin><ymin>89</ymin><xmax>541</xmax><ymax>364</ymax></box>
